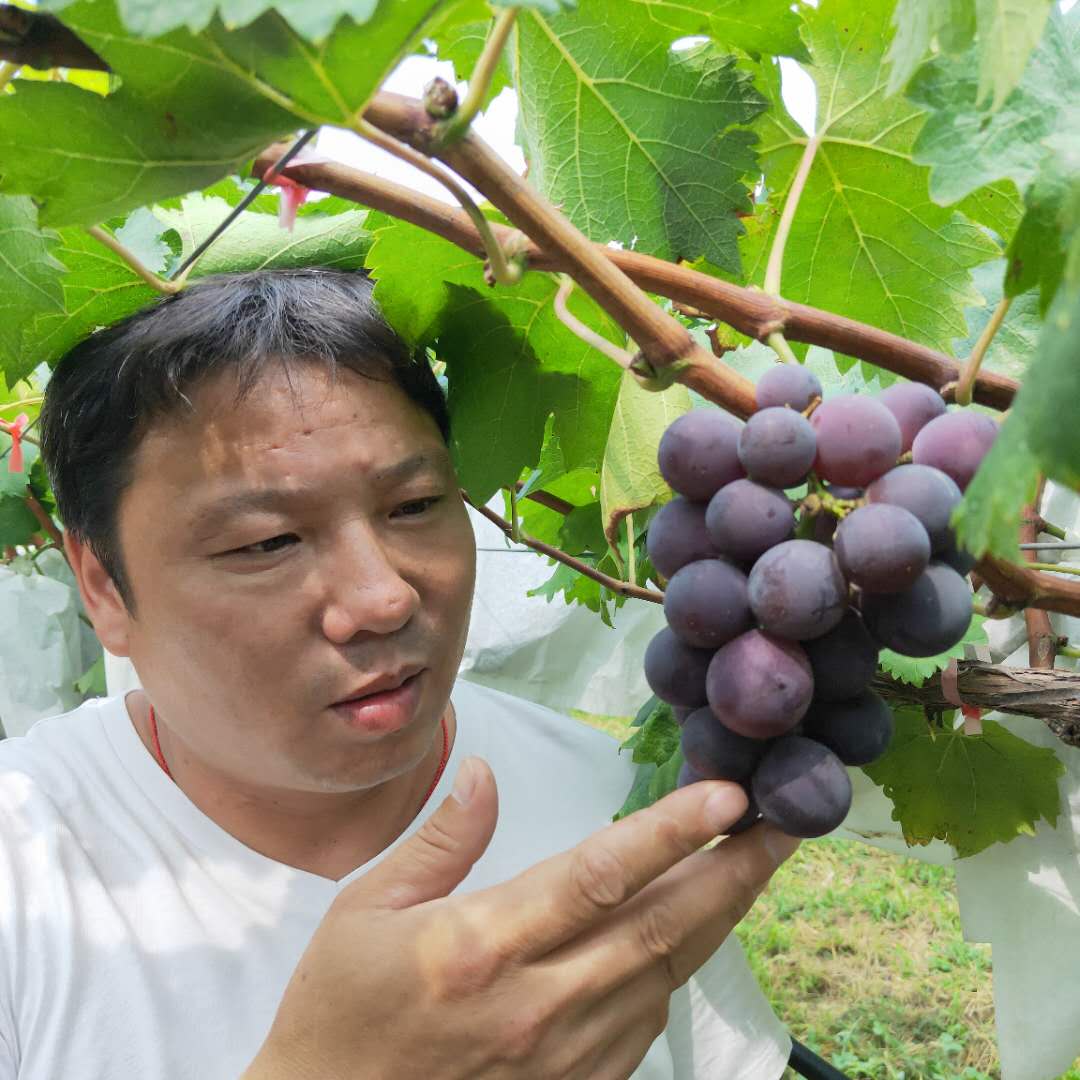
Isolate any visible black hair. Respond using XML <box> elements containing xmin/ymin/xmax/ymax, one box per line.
<box><xmin>39</xmin><ymin>267</ymin><xmax>451</xmax><ymax>614</ymax></box>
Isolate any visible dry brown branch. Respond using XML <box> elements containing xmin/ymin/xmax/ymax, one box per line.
<box><xmin>463</xmin><ymin>491</ymin><xmax>664</xmax><ymax>604</ymax></box>
<box><xmin>874</xmin><ymin>663</ymin><xmax>1080</xmax><ymax>746</ymax></box>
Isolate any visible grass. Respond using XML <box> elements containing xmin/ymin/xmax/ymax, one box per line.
<box><xmin>572</xmin><ymin>709</ymin><xmax>1080</xmax><ymax>1080</ymax></box>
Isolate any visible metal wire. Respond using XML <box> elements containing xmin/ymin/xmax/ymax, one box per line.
<box><xmin>1019</xmin><ymin>541</ymin><xmax>1080</xmax><ymax>551</ymax></box>
<box><xmin>168</xmin><ymin>128</ymin><xmax>317</xmax><ymax>281</ymax></box>
<box><xmin>789</xmin><ymin>1038</ymin><xmax>851</xmax><ymax>1079</ymax></box>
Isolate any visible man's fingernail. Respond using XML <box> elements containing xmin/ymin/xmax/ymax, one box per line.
<box><xmin>762</xmin><ymin>825</ymin><xmax>801</xmax><ymax>867</ymax></box>
<box><xmin>452</xmin><ymin>757</ymin><xmax>478</xmax><ymax>806</ymax></box>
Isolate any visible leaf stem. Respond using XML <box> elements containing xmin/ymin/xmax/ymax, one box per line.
<box><xmin>956</xmin><ymin>296</ymin><xmax>1012</xmax><ymax>406</ymax></box>
<box><xmin>764</xmin><ymin>135</ymin><xmax>820</xmax><ymax>298</ymax></box>
<box><xmin>464</xmin><ymin>490</ymin><xmax>664</xmax><ymax>603</ymax></box>
<box><xmin>435</xmin><ymin>7</ymin><xmax>519</xmax><ymax>147</ymax></box>
<box><xmin>352</xmin><ymin>116</ymin><xmax>524</xmax><ymax>285</ymax></box>
<box><xmin>85</xmin><ymin>225</ymin><xmax>186</xmax><ymax>294</ymax></box>
<box><xmin>554</xmin><ymin>276</ymin><xmax>637</xmax><ymax>368</ymax></box>
<box><xmin>1026</xmin><ymin>562</ymin><xmax>1080</xmax><ymax>578</ymax></box>
<box><xmin>1038</xmin><ymin>518</ymin><xmax>1067</xmax><ymax>541</ymax></box>
<box><xmin>1060</xmin><ymin>644</ymin><xmax>1080</xmax><ymax>661</ymax></box>
<box><xmin>0</xmin><ymin>63</ymin><xmax>20</xmax><ymax>93</ymax></box>
<box><xmin>766</xmin><ymin>330</ymin><xmax>799</xmax><ymax>365</ymax></box>
<box><xmin>0</xmin><ymin>396</ymin><xmax>44</xmax><ymax>413</ymax></box>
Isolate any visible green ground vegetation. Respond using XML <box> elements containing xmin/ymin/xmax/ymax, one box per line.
<box><xmin>573</xmin><ymin>709</ymin><xmax>1080</xmax><ymax>1080</ymax></box>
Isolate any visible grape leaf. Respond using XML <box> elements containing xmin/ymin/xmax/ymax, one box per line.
<box><xmin>622</xmin><ymin>700</ymin><xmax>679</xmax><ymax>767</ymax></box>
<box><xmin>514</xmin><ymin>0</ymin><xmax>766</xmax><ymax>272</ymax></box>
<box><xmin>1005</xmin><ymin>171</ymin><xmax>1073</xmax><ymax>312</ymax></box>
<box><xmin>955</xmin><ymin>261</ymin><xmax>1042</xmax><ymax>383</ymax></box>
<box><xmin>1014</xmin><ymin>221</ymin><xmax>1080</xmax><ymax>492</ymax></box>
<box><xmin>751</xmin><ymin>0</ymin><xmax>999</xmax><ymax>359</ymax></box>
<box><xmin>364</xmin><ymin>213</ymin><xmax>622</xmax><ymax>500</ymax></box>
<box><xmin>885</xmin><ymin>0</ymin><xmax>973</xmax><ymax>96</ymax></box>
<box><xmin>40</xmin><ymin>0</ymin><xmax>468</xmax><ymax>44</ymax></box>
<box><xmin>155</xmin><ymin>193</ymin><xmax>372</xmax><ymax>274</ymax></box>
<box><xmin>0</xmin><ymin>195</ymin><xmax>66</xmax><ymax>385</ymax></box>
<box><xmin>877</xmin><ymin>613</ymin><xmax>988</xmax><ymax>687</ymax></box>
<box><xmin>421</xmin><ymin>4</ymin><xmax>510</xmax><ymax>111</ymax></box>
<box><xmin>0</xmin><ymin>0</ymin><xmax>449</xmax><ymax>225</ymax></box>
<box><xmin>862</xmin><ymin>706</ymin><xmax>1064</xmax><ymax>858</ymax></box>
<box><xmin>21</xmin><ymin>193</ymin><xmax>372</xmax><ymax>371</ymax></box>
<box><xmin>599</xmin><ymin>370</ymin><xmax>690</xmax><ymax>550</ymax></box>
<box><xmin>908</xmin><ymin>8</ymin><xmax>1080</xmax><ymax>207</ymax></box>
<box><xmin>956</xmin><ymin>179</ymin><xmax>1022</xmax><ymax>244</ymax></box>
<box><xmin>972</xmin><ymin>0</ymin><xmax>1054</xmax><ymax>112</ymax></box>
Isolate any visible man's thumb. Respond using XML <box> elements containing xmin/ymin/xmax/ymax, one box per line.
<box><xmin>346</xmin><ymin>756</ymin><xmax>498</xmax><ymax>911</ymax></box>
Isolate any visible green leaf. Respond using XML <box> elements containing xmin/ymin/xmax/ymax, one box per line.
<box><xmin>877</xmin><ymin>614</ymin><xmax>987</xmax><ymax>687</ymax></box>
<box><xmin>886</xmin><ymin>0</ymin><xmax>973</xmax><ymax>96</ymax></box>
<box><xmin>621</xmin><ymin>699</ymin><xmax>679</xmax><ymax>767</ymax></box>
<box><xmin>421</xmin><ymin>2</ymin><xmax>512</xmax><ymax>111</ymax></box>
<box><xmin>951</xmin><ymin>411</ymin><xmax>1039</xmax><ymax>562</ymax></box>
<box><xmin>972</xmin><ymin>0</ymin><xmax>1054</xmax><ymax>112</ymax></box>
<box><xmin>862</xmin><ymin>706</ymin><xmax>1064</xmax><ymax>857</ymax></box>
<box><xmin>599</xmin><ymin>370</ymin><xmax>690</xmax><ymax>548</ymax></box>
<box><xmin>752</xmin><ymin>0</ymin><xmax>999</xmax><ymax>358</ymax></box>
<box><xmin>515</xmin><ymin>0</ymin><xmax>767</xmax><ymax>271</ymax></box>
<box><xmin>156</xmin><ymin>192</ymin><xmax>372</xmax><ymax>274</ymax></box>
<box><xmin>365</xmin><ymin>214</ymin><xmax>622</xmax><ymax>501</ymax></box>
<box><xmin>0</xmin><ymin>494</ymin><xmax>40</xmax><ymax>547</ymax></box>
<box><xmin>1005</xmin><ymin>172</ymin><xmax>1073</xmax><ymax>311</ymax></box>
<box><xmin>908</xmin><ymin>8</ymin><xmax>1080</xmax><ymax>207</ymax></box>
<box><xmin>956</xmin><ymin>261</ymin><xmax>1042</xmax><ymax>382</ymax></box>
<box><xmin>0</xmin><ymin>196</ymin><xmax>66</xmax><ymax>385</ymax></box>
<box><xmin>1014</xmin><ymin>229</ymin><xmax>1080</xmax><ymax>492</ymax></box>
<box><xmin>955</xmin><ymin>179</ymin><xmax>1023</xmax><ymax>243</ymax></box>
<box><xmin>1</xmin><ymin>0</ymin><xmax>449</xmax><ymax>224</ymax></box>
<box><xmin>74</xmin><ymin>653</ymin><xmax>106</xmax><ymax>696</ymax></box>
<box><xmin>41</xmin><ymin>0</ymin><xmax>443</xmax><ymax>46</ymax></box>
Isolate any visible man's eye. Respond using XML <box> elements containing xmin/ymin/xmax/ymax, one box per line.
<box><xmin>393</xmin><ymin>497</ymin><xmax>441</xmax><ymax>518</ymax></box>
<box><xmin>230</xmin><ymin>534</ymin><xmax>297</xmax><ymax>556</ymax></box>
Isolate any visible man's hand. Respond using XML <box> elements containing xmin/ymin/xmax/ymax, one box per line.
<box><xmin>242</xmin><ymin>756</ymin><xmax>799</xmax><ymax>1080</ymax></box>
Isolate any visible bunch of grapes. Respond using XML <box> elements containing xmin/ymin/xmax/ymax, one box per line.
<box><xmin>645</xmin><ymin>366</ymin><xmax>998</xmax><ymax>839</ymax></box>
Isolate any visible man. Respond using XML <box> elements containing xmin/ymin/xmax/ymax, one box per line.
<box><xmin>1</xmin><ymin>268</ymin><xmax>797</xmax><ymax>1078</ymax></box>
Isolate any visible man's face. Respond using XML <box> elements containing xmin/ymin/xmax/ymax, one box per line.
<box><xmin>109</xmin><ymin>361</ymin><xmax>476</xmax><ymax>793</ymax></box>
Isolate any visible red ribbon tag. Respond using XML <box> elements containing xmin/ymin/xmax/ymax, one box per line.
<box><xmin>1</xmin><ymin>413</ymin><xmax>29</xmax><ymax>473</ymax></box>
<box><xmin>266</xmin><ymin>172</ymin><xmax>311</xmax><ymax>232</ymax></box>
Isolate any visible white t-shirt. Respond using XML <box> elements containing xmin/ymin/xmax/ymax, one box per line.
<box><xmin>0</xmin><ymin>678</ymin><xmax>790</xmax><ymax>1079</ymax></box>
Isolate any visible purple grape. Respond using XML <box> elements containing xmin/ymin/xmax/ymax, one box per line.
<box><xmin>738</xmin><ymin>407</ymin><xmax>818</xmax><ymax>488</ymax></box>
<box><xmin>911</xmin><ymin>411</ymin><xmax>999</xmax><ymax>492</ymax></box>
<box><xmin>802</xmin><ymin>692</ymin><xmax>894</xmax><ymax>766</ymax></box>
<box><xmin>658</xmin><ymin>409</ymin><xmax>745</xmax><ymax>501</ymax></box>
<box><xmin>808</xmin><ymin>485</ymin><xmax>863</xmax><ymax>544</ymax></box>
<box><xmin>752</xmin><ymin>736</ymin><xmax>853</xmax><ymax>838</ymax></box>
<box><xmin>705</xmin><ymin>479</ymin><xmax>795</xmax><ymax>563</ymax></box>
<box><xmin>877</xmin><ymin>382</ymin><xmax>947</xmax><ymax>452</ymax></box>
<box><xmin>866</xmin><ymin>464</ymin><xmax>962</xmax><ymax>552</ymax></box>
<box><xmin>646</xmin><ymin>498</ymin><xmax>717</xmax><ymax>580</ymax></box>
<box><xmin>833</xmin><ymin>503</ymin><xmax>931</xmax><ymax>593</ymax></box>
<box><xmin>756</xmin><ymin>364</ymin><xmax>823</xmax><ymax>411</ymax></box>
<box><xmin>643</xmin><ymin>627</ymin><xmax>713</xmax><ymax>708</ymax></box>
<box><xmin>937</xmin><ymin>535</ymin><xmax>977</xmax><ymax>576</ymax></box>
<box><xmin>860</xmin><ymin>562</ymin><xmax>973</xmax><ymax>657</ymax></box>
<box><xmin>810</xmin><ymin>395</ymin><xmax>903</xmax><ymax>487</ymax></box>
<box><xmin>674</xmin><ymin>706</ymin><xmax>694</xmax><ymax>726</ymax></box>
<box><xmin>801</xmin><ymin>611</ymin><xmax>879</xmax><ymax>702</ymax></box>
<box><xmin>747</xmin><ymin>539</ymin><xmax>848</xmax><ymax>640</ymax></box>
<box><xmin>706</xmin><ymin>630</ymin><xmax>813</xmax><ymax>739</ymax></box>
<box><xmin>664</xmin><ymin>559</ymin><xmax>753</xmax><ymax>649</ymax></box>
<box><xmin>678</xmin><ymin>760</ymin><xmax>707</xmax><ymax>789</ymax></box>
<box><xmin>726</xmin><ymin>793</ymin><xmax>763</xmax><ymax>836</ymax></box>
<box><xmin>680</xmin><ymin>706</ymin><xmax>768</xmax><ymax>783</ymax></box>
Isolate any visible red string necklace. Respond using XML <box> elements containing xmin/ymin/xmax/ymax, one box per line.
<box><xmin>148</xmin><ymin>705</ymin><xmax>453</xmax><ymax>805</ymax></box>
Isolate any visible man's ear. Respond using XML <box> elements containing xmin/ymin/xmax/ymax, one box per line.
<box><xmin>63</xmin><ymin>530</ymin><xmax>132</xmax><ymax>657</ymax></box>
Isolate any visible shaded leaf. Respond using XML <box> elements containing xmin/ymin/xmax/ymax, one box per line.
<box><xmin>0</xmin><ymin>195</ymin><xmax>66</xmax><ymax>386</ymax></box>
<box><xmin>862</xmin><ymin>706</ymin><xmax>1064</xmax><ymax>857</ymax></box>
<box><xmin>877</xmin><ymin>614</ymin><xmax>988</xmax><ymax>686</ymax></box>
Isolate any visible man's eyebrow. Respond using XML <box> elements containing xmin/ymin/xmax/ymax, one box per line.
<box><xmin>188</xmin><ymin>451</ymin><xmax>451</xmax><ymax>533</ymax></box>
